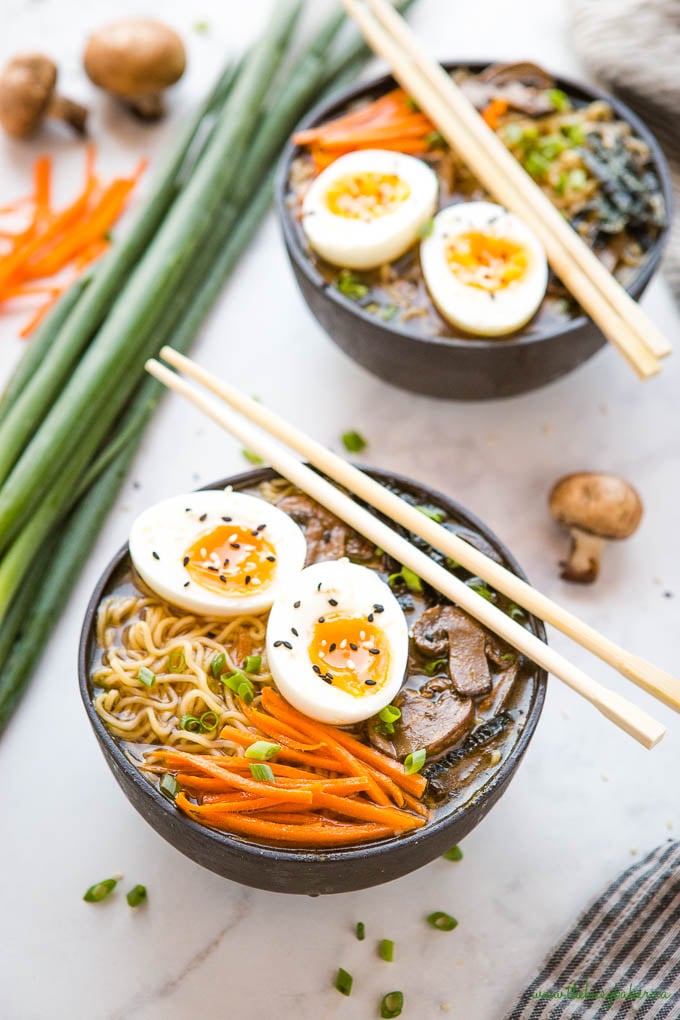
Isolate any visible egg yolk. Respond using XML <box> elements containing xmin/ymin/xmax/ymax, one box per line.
<box><xmin>326</xmin><ymin>172</ymin><xmax>411</xmax><ymax>222</ymax></box>
<box><xmin>445</xmin><ymin>231</ymin><xmax>528</xmax><ymax>292</ymax></box>
<box><xmin>308</xmin><ymin>615</ymin><xmax>391</xmax><ymax>696</ymax></box>
<box><xmin>184</xmin><ymin>524</ymin><xmax>276</xmax><ymax>597</ymax></box>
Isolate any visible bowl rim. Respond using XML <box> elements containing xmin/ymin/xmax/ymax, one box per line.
<box><xmin>78</xmin><ymin>465</ymin><xmax>547</xmax><ymax>869</ymax></box>
<box><xmin>275</xmin><ymin>59</ymin><xmax>673</xmax><ymax>354</ymax></box>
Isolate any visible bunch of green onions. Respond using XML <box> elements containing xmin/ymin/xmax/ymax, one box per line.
<box><xmin>0</xmin><ymin>0</ymin><xmax>415</xmax><ymax>731</ymax></box>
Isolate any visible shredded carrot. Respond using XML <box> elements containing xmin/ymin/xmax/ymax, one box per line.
<box><xmin>18</xmin><ymin>293</ymin><xmax>61</xmax><ymax>338</ymax></box>
<box><xmin>310</xmin><ymin>789</ymin><xmax>424</xmax><ymax>832</ymax></box>
<box><xmin>238</xmin><ymin>703</ymin><xmax>327</xmax><ymax>751</ymax></box>
<box><xmin>482</xmin><ymin>98</ymin><xmax>509</xmax><ymax>130</ymax></box>
<box><xmin>175</xmin><ymin>809</ymin><xmax>394</xmax><ymax>846</ymax></box>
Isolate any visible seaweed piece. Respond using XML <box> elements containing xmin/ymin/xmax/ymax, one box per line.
<box><xmin>424</xmin><ymin>710</ymin><xmax>513</xmax><ymax>788</ymax></box>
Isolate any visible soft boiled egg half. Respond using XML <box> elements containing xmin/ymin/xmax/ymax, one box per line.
<box><xmin>420</xmin><ymin>201</ymin><xmax>548</xmax><ymax>336</ymax></box>
<box><xmin>266</xmin><ymin>560</ymin><xmax>409</xmax><ymax>725</ymax></box>
<box><xmin>301</xmin><ymin>149</ymin><xmax>438</xmax><ymax>270</ymax></box>
<box><xmin>129</xmin><ymin>490</ymin><xmax>307</xmax><ymax>618</ymax></box>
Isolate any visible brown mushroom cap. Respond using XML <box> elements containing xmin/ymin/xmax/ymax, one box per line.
<box><xmin>0</xmin><ymin>54</ymin><xmax>57</xmax><ymax>136</ymax></box>
<box><xmin>549</xmin><ymin>472</ymin><xmax>643</xmax><ymax>540</ymax></box>
<box><xmin>84</xmin><ymin>19</ymin><xmax>186</xmax><ymax>100</ymax></box>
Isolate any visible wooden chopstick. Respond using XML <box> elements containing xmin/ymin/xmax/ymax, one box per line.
<box><xmin>145</xmin><ymin>356</ymin><xmax>666</xmax><ymax>750</ymax></box>
<box><xmin>340</xmin><ymin>0</ymin><xmax>671</xmax><ymax>375</ymax></box>
<box><xmin>160</xmin><ymin>345</ymin><xmax>680</xmax><ymax>714</ymax></box>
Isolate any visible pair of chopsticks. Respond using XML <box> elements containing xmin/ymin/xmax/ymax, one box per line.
<box><xmin>147</xmin><ymin>347</ymin><xmax>679</xmax><ymax>750</ymax></box>
<box><xmin>339</xmin><ymin>0</ymin><xmax>671</xmax><ymax>378</ymax></box>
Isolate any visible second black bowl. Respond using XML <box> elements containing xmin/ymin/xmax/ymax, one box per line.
<box><xmin>277</xmin><ymin>62</ymin><xmax>672</xmax><ymax>400</ymax></box>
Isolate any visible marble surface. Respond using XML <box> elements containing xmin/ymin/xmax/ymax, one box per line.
<box><xmin>1</xmin><ymin>1</ymin><xmax>679</xmax><ymax>1018</ymax></box>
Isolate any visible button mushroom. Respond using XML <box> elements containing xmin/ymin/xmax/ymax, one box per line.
<box><xmin>549</xmin><ymin>472</ymin><xmax>643</xmax><ymax>583</ymax></box>
<box><xmin>0</xmin><ymin>54</ymin><xmax>87</xmax><ymax>137</ymax></box>
<box><xmin>412</xmin><ymin>605</ymin><xmax>493</xmax><ymax>698</ymax></box>
<box><xmin>84</xmin><ymin>19</ymin><xmax>186</xmax><ymax>120</ymax></box>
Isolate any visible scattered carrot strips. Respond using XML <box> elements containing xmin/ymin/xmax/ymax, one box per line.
<box><xmin>482</xmin><ymin>98</ymin><xmax>509</xmax><ymax>130</ymax></box>
<box><xmin>0</xmin><ymin>148</ymin><xmax>145</xmax><ymax>337</ymax></box>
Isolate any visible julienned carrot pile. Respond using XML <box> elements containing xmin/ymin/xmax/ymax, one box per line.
<box><xmin>146</xmin><ymin>688</ymin><xmax>429</xmax><ymax>848</ymax></box>
<box><xmin>0</xmin><ymin>148</ymin><xmax>145</xmax><ymax>337</ymax></box>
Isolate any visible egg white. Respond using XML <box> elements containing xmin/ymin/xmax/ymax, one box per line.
<box><xmin>266</xmin><ymin>559</ymin><xmax>408</xmax><ymax>725</ymax></box>
<box><xmin>420</xmin><ymin>200</ymin><xmax>548</xmax><ymax>336</ymax></box>
<box><xmin>301</xmin><ymin>149</ymin><xmax>438</xmax><ymax>270</ymax></box>
<box><xmin>129</xmin><ymin>490</ymin><xmax>307</xmax><ymax>619</ymax></box>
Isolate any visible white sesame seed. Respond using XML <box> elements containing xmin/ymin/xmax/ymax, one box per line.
<box><xmin>340</xmin><ymin>639</ymin><xmax>348</xmax><ymax>649</ymax></box>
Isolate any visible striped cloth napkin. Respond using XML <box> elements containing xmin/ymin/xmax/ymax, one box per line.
<box><xmin>505</xmin><ymin>841</ymin><xmax>680</xmax><ymax>1017</ymax></box>
<box><xmin>570</xmin><ymin>0</ymin><xmax>680</xmax><ymax>302</ymax></box>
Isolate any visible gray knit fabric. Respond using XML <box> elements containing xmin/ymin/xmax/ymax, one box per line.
<box><xmin>570</xmin><ymin>0</ymin><xmax>680</xmax><ymax>300</ymax></box>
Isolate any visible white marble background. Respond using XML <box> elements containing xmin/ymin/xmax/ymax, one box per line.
<box><xmin>0</xmin><ymin>1</ymin><xmax>679</xmax><ymax>1018</ymax></box>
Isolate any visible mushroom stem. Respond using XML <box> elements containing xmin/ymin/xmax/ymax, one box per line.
<box><xmin>562</xmin><ymin>527</ymin><xmax>605</xmax><ymax>583</ymax></box>
<box><xmin>125</xmin><ymin>93</ymin><xmax>164</xmax><ymax>120</ymax></box>
<box><xmin>47</xmin><ymin>93</ymin><xmax>88</xmax><ymax>134</ymax></box>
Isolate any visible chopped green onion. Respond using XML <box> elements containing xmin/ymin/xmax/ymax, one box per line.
<box><xmin>377</xmin><ymin>304</ymin><xmax>399</xmax><ymax>322</ymax></box>
<box><xmin>404</xmin><ymin>748</ymin><xmax>426</xmax><ymax>775</ymax></box>
<box><xmin>179</xmin><ymin>714</ymin><xmax>202</xmax><ymax>732</ymax></box>
<box><xmin>561</xmin><ymin>122</ymin><xmax>585</xmax><ymax>145</ymax></box>
<box><xmin>342</xmin><ymin>430</ymin><xmax>368</xmax><ymax>453</ymax></box>
<box><xmin>566</xmin><ymin>167</ymin><xmax>588</xmax><ymax>191</ymax></box>
<box><xmin>379</xmin><ymin>939</ymin><xmax>395</xmax><ymax>962</ymax></box>
<box><xmin>244</xmin><ymin>654</ymin><xmax>261</xmax><ymax>673</ymax></box>
<box><xmin>417</xmin><ymin>217</ymin><xmax>434</xmax><ymax>238</ymax></box>
<box><xmin>425</xmin><ymin>130</ymin><xmax>446</xmax><ymax>149</ymax></box>
<box><xmin>427</xmin><ymin>911</ymin><xmax>458</xmax><ymax>931</ymax></box>
<box><xmin>523</xmin><ymin>150</ymin><xmax>550</xmax><ymax>178</ymax></box>
<box><xmin>138</xmin><ymin>666</ymin><xmax>156</xmax><ymax>687</ymax></box>
<box><xmin>466</xmin><ymin>577</ymin><xmax>494</xmax><ymax>601</ymax></box>
<box><xmin>507</xmin><ymin>602</ymin><xmax>527</xmax><ymax>621</ymax></box>
<box><xmin>381</xmin><ymin>991</ymin><xmax>404</xmax><ymax>1017</ymax></box>
<box><xmin>242</xmin><ymin>449</ymin><xmax>264</xmax><ymax>465</ymax></box>
<box><xmin>444</xmin><ymin>556</ymin><xmax>459</xmax><ymax>570</ymax></box>
<box><xmin>537</xmin><ymin>134</ymin><xmax>567</xmax><ymax>159</ymax></box>
<box><xmin>443</xmin><ymin>845</ymin><xmax>463</xmax><ymax>862</ymax></box>
<box><xmin>193</xmin><ymin>19</ymin><xmax>211</xmax><ymax>33</ymax></box>
<box><xmin>249</xmin><ymin>762</ymin><xmax>275</xmax><ymax>782</ymax></box>
<box><xmin>424</xmin><ymin>658</ymin><xmax>448</xmax><ymax>677</ymax></box>
<box><xmin>221</xmin><ymin>668</ymin><xmax>247</xmax><ymax>691</ymax></box>
<box><xmin>379</xmin><ymin>705</ymin><xmax>401</xmax><ymax>724</ymax></box>
<box><xmin>238</xmin><ymin>679</ymin><xmax>255</xmax><ymax>704</ymax></box>
<box><xmin>416</xmin><ymin>504</ymin><xmax>446</xmax><ymax>522</ymax></box>
<box><xmin>548</xmin><ymin>87</ymin><xmax>571</xmax><ymax>111</ymax></box>
<box><xmin>335</xmin><ymin>968</ymin><xmax>353</xmax><ymax>996</ymax></box>
<box><xmin>199</xmin><ymin>710</ymin><xmax>219</xmax><ymax>731</ymax></box>
<box><xmin>83</xmin><ymin>877</ymin><xmax>118</xmax><ymax>903</ymax></box>
<box><xmin>356</xmin><ymin>921</ymin><xmax>366</xmax><ymax>941</ymax></box>
<box><xmin>502</xmin><ymin>122</ymin><xmax>524</xmax><ymax>145</ymax></box>
<box><xmin>389</xmin><ymin>567</ymin><xmax>423</xmax><ymax>594</ymax></box>
<box><xmin>404</xmin><ymin>95</ymin><xmax>420</xmax><ymax>111</ymax></box>
<box><xmin>245</xmin><ymin>740</ymin><xmax>281</xmax><ymax>761</ymax></box>
<box><xmin>160</xmin><ymin>773</ymin><xmax>180</xmax><ymax>800</ymax></box>
<box><xmin>126</xmin><ymin>884</ymin><xmax>147</xmax><ymax>907</ymax></box>
<box><xmin>336</xmin><ymin>269</ymin><xmax>368</xmax><ymax>301</ymax></box>
<box><xmin>210</xmin><ymin>651</ymin><xmax>227</xmax><ymax>678</ymax></box>
<box><xmin>501</xmin><ymin>653</ymin><xmax>515</xmax><ymax>663</ymax></box>
<box><xmin>166</xmin><ymin>648</ymin><xmax>186</xmax><ymax>673</ymax></box>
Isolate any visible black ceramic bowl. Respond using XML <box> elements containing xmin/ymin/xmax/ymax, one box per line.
<box><xmin>79</xmin><ymin>466</ymin><xmax>547</xmax><ymax>894</ymax></box>
<box><xmin>277</xmin><ymin>62</ymin><xmax>672</xmax><ymax>400</ymax></box>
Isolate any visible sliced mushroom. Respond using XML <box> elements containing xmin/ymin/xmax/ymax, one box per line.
<box><xmin>479</xmin><ymin>61</ymin><xmax>555</xmax><ymax>89</ymax></box>
<box><xmin>367</xmin><ymin>677</ymin><xmax>474</xmax><ymax>760</ymax></box>
<box><xmin>276</xmin><ymin>493</ymin><xmax>374</xmax><ymax>565</ymax></box>
<box><xmin>412</xmin><ymin>605</ymin><xmax>492</xmax><ymax>698</ymax></box>
<box><xmin>0</xmin><ymin>54</ymin><xmax>87</xmax><ymax>137</ymax></box>
<box><xmin>84</xmin><ymin>19</ymin><xmax>186</xmax><ymax>120</ymax></box>
<box><xmin>459</xmin><ymin>62</ymin><xmax>556</xmax><ymax>117</ymax></box>
<box><xmin>549</xmin><ymin>472</ymin><xmax>643</xmax><ymax>583</ymax></box>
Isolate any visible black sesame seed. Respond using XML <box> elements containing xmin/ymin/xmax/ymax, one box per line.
<box><xmin>294</xmin><ymin>600</ymin><xmax>301</xmax><ymax>608</ymax></box>
<box><xmin>369</xmin><ymin>648</ymin><xmax>380</xmax><ymax>655</ymax></box>
<box><xmin>328</xmin><ymin>598</ymin><xmax>338</xmax><ymax>606</ymax></box>
<box><xmin>231</xmin><ymin>543</ymin><xmax>240</xmax><ymax>549</ymax></box>
<box><xmin>323</xmin><ymin>676</ymin><xmax>333</xmax><ymax>685</ymax></box>
<box><xmin>152</xmin><ymin>551</ymin><xmax>160</xmax><ymax>560</ymax></box>
<box><xmin>318</xmin><ymin>616</ymin><xmax>325</xmax><ymax>623</ymax></box>
<box><xmin>256</xmin><ymin>524</ymin><xmax>267</xmax><ymax>532</ymax></box>
<box><xmin>223</xmin><ymin>558</ymin><xmax>230</xmax><ymax>567</ymax></box>
<box><xmin>222</xmin><ymin>516</ymin><xmax>232</xmax><ymax>522</ymax></box>
<box><xmin>245</xmin><ymin>575</ymin><xmax>251</xmax><ymax>585</ymax></box>
<box><xmin>325</xmin><ymin>672</ymin><xmax>334</xmax><ymax>681</ymax></box>
<box><xmin>367</xmin><ymin>613</ymin><xmax>374</xmax><ymax>622</ymax></box>
<box><xmin>199</xmin><ymin>513</ymin><xmax>207</xmax><ymax>522</ymax></box>
<box><xmin>349</xmin><ymin>643</ymin><xmax>358</xmax><ymax>651</ymax></box>
<box><xmin>373</xmin><ymin>604</ymin><xmax>384</xmax><ymax>613</ymax></box>
<box><xmin>183</xmin><ymin>581</ymin><xmax>190</xmax><ymax>588</ymax></box>
<box><xmin>283</xmin><ymin>641</ymin><xmax>293</xmax><ymax>650</ymax></box>
<box><xmin>365</xmin><ymin>679</ymin><xmax>377</xmax><ymax>686</ymax></box>
<box><xmin>317</xmin><ymin>582</ymin><xmax>322</xmax><ymax>591</ymax></box>
<box><xmin>266</xmin><ymin>555</ymin><xmax>276</xmax><ymax>562</ymax></box>
<box><xmin>185</xmin><ymin>507</ymin><xmax>192</xmax><ymax>513</ymax></box>
<box><xmin>312</xmin><ymin>664</ymin><xmax>321</xmax><ymax>674</ymax></box>
<box><xmin>183</xmin><ymin>556</ymin><xmax>189</xmax><ymax>567</ymax></box>
<box><xmin>329</xmin><ymin>643</ymin><xmax>336</xmax><ymax>652</ymax></box>
<box><xmin>207</xmin><ymin>566</ymin><xmax>218</xmax><ymax>572</ymax></box>
<box><xmin>273</xmin><ymin>640</ymin><xmax>283</xmax><ymax>648</ymax></box>
<box><xmin>322</xmin><ymin>530</ymin><xmax>331</xmax><ymax>543</ymax></box>
<box><xmin>291</xmin><ymin>627</ymin><xmax>299</xmax><ymax>637</ymax></box>
<box><xmin>219</xmin><ymin>575</ymin><xmax>227</xmax><ymax>583</ymax></box>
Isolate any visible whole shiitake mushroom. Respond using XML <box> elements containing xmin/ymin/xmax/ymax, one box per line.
<box><xmin>84</xmin><ymin>18</ymin><xmax>186</xmax><ymax>120</ymax></box>
<box><xmin>0</xmin><ymin>53</ymin><xmax>88</xmax><ymax>137</ymax></box>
